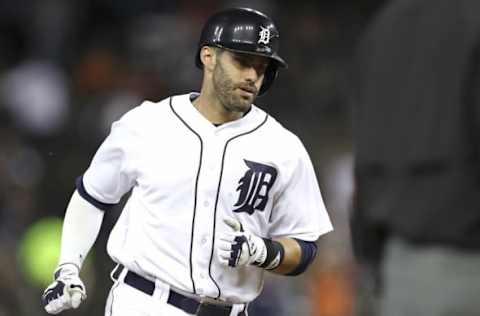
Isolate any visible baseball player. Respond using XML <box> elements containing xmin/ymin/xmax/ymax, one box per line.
<box><xmin>41</xmin><ymin>7</ymin><xmax>332</xmax><ymax>316</ymax></box>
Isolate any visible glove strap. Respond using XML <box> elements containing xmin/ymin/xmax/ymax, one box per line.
<box><xmin>54</xmin><ymin>262</ymin><xmax>80</xmax><ymax>279</ymax></box>
<box><xmin>257</xmin><ymin>238</ymin><xmax>285</xmax><ymax>270</ymax></box>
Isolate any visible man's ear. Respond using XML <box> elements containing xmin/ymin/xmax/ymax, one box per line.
<box><xmin>199</xmin><ymin>46</ymin><xmax>217</xmax><ymax>72</ymax></box>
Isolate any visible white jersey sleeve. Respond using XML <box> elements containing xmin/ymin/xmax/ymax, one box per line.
<box><xmin>82</xmin><ymin>112</ymin><xmax>139</xmax><ymax>204</ymax></box>
<box><xmin>269</xmin><ymin>136</ymin><xmax>333</xmax><ymax>241</ymax></box>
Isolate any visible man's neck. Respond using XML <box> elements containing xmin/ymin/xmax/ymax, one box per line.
<box><xmin>192</xmin><ymin>92</ymin><xmax>244</xmax><ymax>124</ymax></box>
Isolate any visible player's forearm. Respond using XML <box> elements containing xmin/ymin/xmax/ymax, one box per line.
<box><xmin>58</xmin><ymin>191</ymin><xmax>105</xmax><ymax>269</ymax></box>
<box><xmin>268</xmin><ymin>237</ymin><xmax>318</xmax><ymax>276</ymax></box>
<box><xmin>269</xmin><ymin>238</ymin><xmax>302</xmax><ymax>274</ymax></box>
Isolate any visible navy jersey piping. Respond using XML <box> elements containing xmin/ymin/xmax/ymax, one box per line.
<box><xmin>169</xmin><ymin>96</ymin><xmax>202</xmax><ymax>294</ymax></box>
<box><xmin>75</xmin><ymin>176</ymin><xmax>116</xmax><ymax>211</ymax></box>
<box><xmin>209</xmin><ymin>113</ymin><xmax>269</xmax><ymax>299</ymax></box>
<box><xmin>108</xmin><ymin>281</ymin><xmax>120</xmax><ymax>316</ymax></box>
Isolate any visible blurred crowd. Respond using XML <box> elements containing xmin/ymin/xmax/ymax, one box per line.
<box><xmin>0</xmin><ymin>1</ymin><xmax>385</xmax><ymax>315</ymax></box>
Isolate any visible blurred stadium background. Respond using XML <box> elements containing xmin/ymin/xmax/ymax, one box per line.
<box><xmin>0</xmin><ymin>0</ymin><xmax>385</xmax><ymax>315</ymax></box>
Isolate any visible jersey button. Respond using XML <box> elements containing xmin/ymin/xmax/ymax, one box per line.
<box><xmin>201</xmin><ymin>237</ymin><xmax>207</xmax><ymax>244</ymax></box>
<box><xmin>203</xmin><ymin>201</ymin><xmax>210</xmax><ymax>207</ymax></box>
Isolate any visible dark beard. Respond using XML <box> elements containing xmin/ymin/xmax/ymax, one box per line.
<box><xmin>212</xmin><ymin>61</ymin><xmax>254</xmax><ymax>113</ymax></box>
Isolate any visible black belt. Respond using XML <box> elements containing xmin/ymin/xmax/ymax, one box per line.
<box><xmin>112</xmin><ymin>265</ymin><xmax>245</xmax><ymax>316</ymax></box>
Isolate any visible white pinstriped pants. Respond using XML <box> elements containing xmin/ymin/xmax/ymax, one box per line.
<box><xmin>105</xmin><ymin>281</ymin><xmax>191</xmax><ymax>316</ymax></box>
<box><xmin>104</xmin><ymin>267</ymin><xmax>248</xmax><ymax>316</ymax></box>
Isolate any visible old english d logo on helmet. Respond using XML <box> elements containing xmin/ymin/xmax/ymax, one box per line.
<box><xmin>258</xmin><ymin>26</ymin><xmax>271</xmax><ymax>45</ymax></box>
<box><xmin>195</xmin><ymin>7</ymin><xmax>288</xmax><ymax>96</ymax></box>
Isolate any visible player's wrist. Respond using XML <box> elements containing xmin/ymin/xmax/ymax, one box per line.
<box><xmin>253</xmin><ymin>238</ymin><xmax>285</xmax><ymax>270</ymax></box>
<box><xmin>54</xmin><ymin>263</ymin><xmax>80</xmax><ymax>279</ymax></box>
<box><xmin>249</xmin><ymin>235</ymin><xmax>268</xmax><ymax>266</ymax></box>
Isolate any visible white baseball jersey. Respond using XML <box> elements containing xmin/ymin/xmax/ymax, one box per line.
<box><xmin>82</xmin><ymin>92</ymin><xmax>332</xmax><ymax>303</ymax></box>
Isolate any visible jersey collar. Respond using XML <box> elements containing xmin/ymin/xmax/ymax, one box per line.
<box><xmin>170</xmin><ymin>93</ymin><xmax>268</xmax><ymax>137</ymax></box>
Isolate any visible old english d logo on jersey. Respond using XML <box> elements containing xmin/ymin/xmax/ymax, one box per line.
<box><xmin>233</xmin><ymin>159</ymin><xmax>277</xmax><ymax>215</ymax></box>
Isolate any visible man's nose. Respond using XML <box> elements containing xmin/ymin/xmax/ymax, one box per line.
<box><xmin>244</xmin><ymin>66</ymin><xmax>260</xmax><ymax>82</ymax></box>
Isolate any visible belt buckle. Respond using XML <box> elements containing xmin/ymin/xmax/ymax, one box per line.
<box><xmin>196</xmin><ymin>301</ymin><xmax>231</xmax><ymax>316</ymax></box>
<box><xmin>199</xmin><ymin>297</ymin><xmax>225</xmax><ymax>305</ymax></box>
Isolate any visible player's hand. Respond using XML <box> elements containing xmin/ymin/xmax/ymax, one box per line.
<box><xmin>218</xmin><ymin>217</ymin><xmax>267</xmax><ymax>268</ymax></box>
<box><xmin>42</xmin><ymin>263</ymin><xmax>87</xmax><ymax>314</ymax></box>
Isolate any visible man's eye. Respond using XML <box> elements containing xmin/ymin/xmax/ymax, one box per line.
<box><xmin>233</xmin><ymin>54</ymin><xmax>268</xmax><ymax>72</ymax></box>
<box><xmin>258</xmin><ymin>64</ymin><xmax>268</xmax><ymax>71</ymax></box>
<box><xmin>235</xmin><ymin>57</ymin><xmax>249</xmax><ymax>66</ymax></box>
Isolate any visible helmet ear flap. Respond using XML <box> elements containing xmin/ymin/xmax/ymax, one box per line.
<box><xmin>258</xmin><ymin>61</ymin><xmax>279</xmax><ymax>96</ymax></box>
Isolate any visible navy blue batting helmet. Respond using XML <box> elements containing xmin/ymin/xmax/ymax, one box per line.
<box><xmin>196</xmin><ymin>8</ymin><xmax>288</xmax><ymax>95</ymax></box>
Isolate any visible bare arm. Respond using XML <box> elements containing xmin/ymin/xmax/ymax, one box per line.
<box><xmin>269</xmin><ymin>237</ymin><xmax>302</xmax><ymax>275</ymax></box>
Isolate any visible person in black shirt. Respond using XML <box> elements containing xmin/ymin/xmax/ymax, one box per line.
<box><xmin>351</xmin><ymin>0</ymin><xmax>480</xmax><ymax>315</ymax></box>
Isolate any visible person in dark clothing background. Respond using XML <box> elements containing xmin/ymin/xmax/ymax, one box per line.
<box><xmin>351</xmin><ymin>0</ymin><xmax>480</xmax><ymax>315</ymax></box>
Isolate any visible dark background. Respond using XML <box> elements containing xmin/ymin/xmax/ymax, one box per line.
<box><xmin>0</xmin><ymin>1</ymin><xmax>386</xmax><ymax>315</ymax></box>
